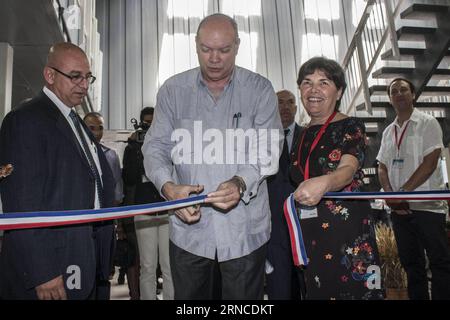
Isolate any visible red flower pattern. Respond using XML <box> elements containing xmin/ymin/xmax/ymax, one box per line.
<box><xmin>328</xmin><ymin>149</ymin><xmax>342</xmax><ymax>162</ymax></box>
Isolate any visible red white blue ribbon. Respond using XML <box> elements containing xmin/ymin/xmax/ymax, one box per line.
<box><xmin>0</xmin><ymin>195</ymin><xmax>207</xmax><ymax>231</ymax></box>
<box><xmin>283</xmin><ymin>190</ymin><xmax>450</xmax><ymax>267</ymax></box>
<box><xmin>324</xmin><ymin>190</ymin><xmax>450</xmax><ymax>200</ymax></box>
<box><xmin>1</xmin><ymin>190</ymin><xmax>449</xmax><ymax>232</ymax></box>
<box><xmin>283</xmin><ymin>194</ymin><xmax>309</xmax><ymax>266</ymax></box>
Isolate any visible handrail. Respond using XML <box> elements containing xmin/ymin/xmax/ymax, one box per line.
<box><xmin>341</xmin><ymin>0</ymin><xmax>405</xmax><ymax>115</ymax></box>
<box><xmin>54</xmin><ymin>0</ymin><xmax>72</xmax><ymax>43</ymax></box>
<box><xmin>342</xmin><ymin>0</ymin><xmax>377</xmax><ymax>68</ymax></box>
<box><xmin>384</xmin><ymin>0</ymin><xmax>400</xmax><ymax>59</ymax></box>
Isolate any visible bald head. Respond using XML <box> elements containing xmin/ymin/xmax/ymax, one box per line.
<box><xmin>47</xmin><ymin>43</ymin><xmax>88</xmax><ymax>68</ymax></box>
<box><xmin>277</xmin><ymin>90</ymin><xmax>297</xmax><ymax>128</ymax></box>
<box><xmin>196</xmin><ymin>14</ymin><xmax>239</xmax><ymax>43</ymax></box>
<box><xmin>277</xmin><ymin>90</ymin><xmax>296</xmax><ymax>101</ymax></box>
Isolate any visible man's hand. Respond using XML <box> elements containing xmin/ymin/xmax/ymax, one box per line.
<box><xmin>0</xmin><ymin>164</ymin><xmax>13</xmax><ymax>178</ymax></box>
<box><xmin>205</xmin><ymin>177</ymin><xmax>243</xmax><ymax>211</ymax></box>
<box><xmin>386</xmin><ymin>199</ymin><xmax>411</xmax><ymax>215</ymax></box>
<box><xmin>162</xmin><ymin>182</ymin><xmax>204</xmax><ymax>224</ymax></box>
<box><xmin>35</xmin><ymin>275</ymin><xmax>67</xmax><ymax>300</ymax></box>
<box><xmin>116</xmin><ymin>224</ymin><xmax>127</xmax><ymax>240</ymax></box>
<box><xmin>128</xmin><ymin>132</ymin><xmax>138</xmax><ymax>141</ymax></box>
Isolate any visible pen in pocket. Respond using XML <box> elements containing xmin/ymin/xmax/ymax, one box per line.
<box><xmin>233</xmin><ymin>112</ymin><xmax>242</xmax><ymax>129</ymax></box>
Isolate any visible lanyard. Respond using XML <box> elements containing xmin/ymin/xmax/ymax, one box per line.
<box><xmin>394</xmin><ymin>121</ymin><xmax>410</xmax><ymax>154</ymax></box>
<box><xmin>296</xmin><ymin>111</ymin><xmax>337</xmax><ymax>180</ymax></box>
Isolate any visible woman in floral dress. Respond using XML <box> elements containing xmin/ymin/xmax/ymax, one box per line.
<box><xmin>290</xmin><ymin>57</ymin><xmax>384</xmax><ymax>300</ymax></box>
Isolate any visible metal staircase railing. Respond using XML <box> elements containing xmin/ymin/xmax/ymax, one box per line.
<box><xmin>53</xmin><ymin>0</ymin><xmax>73</xmax><ymax>43</ymax></box>
<box><xmin>341</xmin><ymin>0</ymin><xmax>404</xmax><ymax>115</ymax></box>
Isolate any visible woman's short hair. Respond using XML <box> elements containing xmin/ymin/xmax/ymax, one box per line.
<box><xmin>297</xmin><ymin>56</ymin><xmax>347</xmax><ymax>111</ymax></box>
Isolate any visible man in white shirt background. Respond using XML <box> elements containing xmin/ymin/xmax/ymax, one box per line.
<box><xmin>377</xmin><ymin>77</ymin><xmax>450</xmax><ymax>300</ymax></box>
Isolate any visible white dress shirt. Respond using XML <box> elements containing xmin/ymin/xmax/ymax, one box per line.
<box><xmin>377</xmin><ymin>108</ymin><xmax>448</xmax><ymax>214</ymax></box>
<box><xmin>43</xmin><ymin>87</ymin><xmax>103</xmax><ymax>209</ymax></box>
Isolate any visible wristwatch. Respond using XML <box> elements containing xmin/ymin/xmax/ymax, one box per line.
<box><xmin>232</xmin><ymin>175</ymin><xmax>247</xmax><ymax>198</ymax></box>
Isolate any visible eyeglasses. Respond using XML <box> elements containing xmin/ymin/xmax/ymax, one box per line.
<box><xmin>50</xmin><ymin>67</ymin><xmax>96</xmax><ymax>85</ymax></box>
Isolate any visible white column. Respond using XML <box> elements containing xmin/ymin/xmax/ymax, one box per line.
<box><xmin>0</xmin><ymin>42</ymin><xmax>14</xmax><ymax>124</ymax></box>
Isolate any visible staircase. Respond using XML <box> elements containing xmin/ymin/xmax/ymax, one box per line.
<box><xmin>357</xmin><ymin>2</ymin><xmax>450</xmax><ymax>144</ymax></box>
<box><xmin>340</xmin><ymin>1</ymin><xmax>450</xmax><ymax>191</ymax></box>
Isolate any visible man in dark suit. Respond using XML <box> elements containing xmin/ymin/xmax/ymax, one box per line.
<box><xmin>0</xmin><ymin>164</ymin><xmax>13</xmax><ymax>179</ymax></box>
<box><xmin>0</xmin><ymin>43</ymin><xmax>115</xmax><ymax>300</ymax></box>
<box><xmin>266</xmin><ymin>90</ymin><xmax>305</xmax><ymax>300</ymax></box>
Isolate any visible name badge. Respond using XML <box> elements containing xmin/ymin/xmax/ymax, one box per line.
<box><xmin>297</xmin><ymin>205</ymin><xmax>318</xmax><ymax>220</ymax></box>
<box><xmin>392</xmin><ymin>159</ymin><xmax>404</xmax><ymax>169</ymax></box>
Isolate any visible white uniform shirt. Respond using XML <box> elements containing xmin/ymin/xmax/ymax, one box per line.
<box><xmin>377</xmin><ymin>108</ymin><xmax>448</xmax><ymax>214</ymax></box>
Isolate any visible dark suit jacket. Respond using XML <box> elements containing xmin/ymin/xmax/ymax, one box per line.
<box><xmin>0</xmin><ymin>91</ymin><xmax>115</xmax><ymax>300</ymax></box>
<box><xmin>267</xmin><ymin>124</ymin><xmax>303</xmax><ymax>248</ymax></box>
<box><xmin>122</xmin><ymin>139</ymin><xmax>165</xmax><ymax>205</ymax></box>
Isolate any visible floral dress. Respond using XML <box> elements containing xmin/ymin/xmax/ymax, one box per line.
<box><xmin>290</xmin><ymin>117</ymin><xmax>384</xmax><ymax>300</ymax></box>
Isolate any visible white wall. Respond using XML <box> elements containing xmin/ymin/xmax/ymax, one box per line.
<box><xmin>96</xmin><ymin>0</ymin><xmax>368</xmax><ymax>129</ymax></box>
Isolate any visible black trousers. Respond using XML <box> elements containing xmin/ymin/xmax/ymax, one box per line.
<box><xmin>266</xmin><ymin>243</ymin><xmax>305</xmax><ymax>300</ymax></box>
<box><xmin>391</xmin><ymin>210</ymin><xmax>450</xmax><ymax>300</ymax></box>
<box><xmin>170</xmin><ymin>241</ymin><xmax>266</xmax><ymax>300</ymax></box>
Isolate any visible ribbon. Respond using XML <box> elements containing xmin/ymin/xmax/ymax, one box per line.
<box><xmin>0</xmin><ymin>195</ymin><xmax>206</xmax><ymax>231</ymax></box>
<box><xmin>324</xmin><ymin>190</ymin><xmax>450</xmax><ymax>200</ymax></box>
<box><xmin>1</xmin><ymin>190</ymin><xmax>449</xmax><ymax>232</ymax></box>
<box><xmin>283</xmin><ymin>194</ymin><xmax>309</xmax><ymax>266</ymax></box>
<box><xmin>283</xmin><ymin>189</ymin><xmax>450</xmax><ymax>267</ymax></box>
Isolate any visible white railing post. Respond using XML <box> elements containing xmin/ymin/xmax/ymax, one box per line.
<box><xmin>342</xmin><ymin>0</ymin><xmax>405</xmax><ymax>115</ymax></box>
<box><xmin>356</xmin><ymin>35</ymin><xmax>373</xmax><ymax>115</ymax></box>
<box><xmin>384</xmin><ymin>0</ymin><xmax>400</xmax><ymax>59</ymax></box>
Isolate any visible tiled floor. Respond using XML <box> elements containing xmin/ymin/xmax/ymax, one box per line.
<box><xmin>110</xmin><ymin>267</ymin><xmax>164</xmax><ymax>300</ymax></box>
<box><xmin>110</xmin><ymin>282</ymin><xmax>131</xmax><ymax>300</ymax></box>
<box><xmin>110</xmin><ymin>268</ymin><xmax>131</xmax><ymax>300</ymax></box>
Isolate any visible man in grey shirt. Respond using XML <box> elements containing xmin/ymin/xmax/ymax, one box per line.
<box><xmin>142</xmin><ymin>13</ymin><xmax>283</xmax><ymax>299</ymax></box>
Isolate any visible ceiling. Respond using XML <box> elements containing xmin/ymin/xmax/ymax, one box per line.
<box><xmin>0</xmin><ymin>0</ymin><xmax>65</xmax><ymax>108</ymax></box>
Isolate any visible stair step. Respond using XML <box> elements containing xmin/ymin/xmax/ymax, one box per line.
<box><xmin>373</xmin><ymin>102</ymin><xmax>449</xmax><ymax>110</ymax></box>
<box><xmin>397</xmin><ymin>26</ymin><xmax>436</xmax><ymax>41</ymax></box>
<box><xmin>373</xmin><ymin>67</ymin><xmax>450</xmax><ymax>80</ymax></box>
<box><xmin>381</xmin><ymin>48</ymin><xmax>450</xmax><ymax>61</ymax></box>
<box><xmin>370</xmin><ymin>85</ymin><xmax>450</xmax><ymax>96</ymax></box>
<box><xmin>359</xmin><ymin>117</ymin><xmax>389</xmax><ymax>124</ymax></box>
<box><xmin>365</xmin><ymin>131</ymin><xmax>379</xmax><ymax>137</ymax></box>
<box><xmin>356</xmin><ymin>101</ymin><xmax>450</xmax><ymax>112</ymax></box>
<box><xmin>400</xmin><ymin>4</ymin><xmax>450</xmax><ymax>20</ymax></box>
<box><xmin>364</xmin><ymin>124</ymin><xmax>379</xmax><ymax>135</ymax></box>
<box><xmin>359</xmin><ymin>113</ymin><xmax>446</xmax><ymax>125</ymax></box>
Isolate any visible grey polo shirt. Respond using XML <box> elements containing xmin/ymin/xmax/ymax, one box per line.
<box><xmin>142</xmin><ymin>66</ymin><xmax>283</xmax><ymax>261</ymax></box>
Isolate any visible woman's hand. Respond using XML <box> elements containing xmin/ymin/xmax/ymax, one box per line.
<box><xmin>293</xmin><ymin>176</ymin><xmax>330</xmax><ymax>207</ymax></box>
<box><xmin>293</xmin><ymin>154</ymin><xmax>359</xmax><ymax>207</ymax></box>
